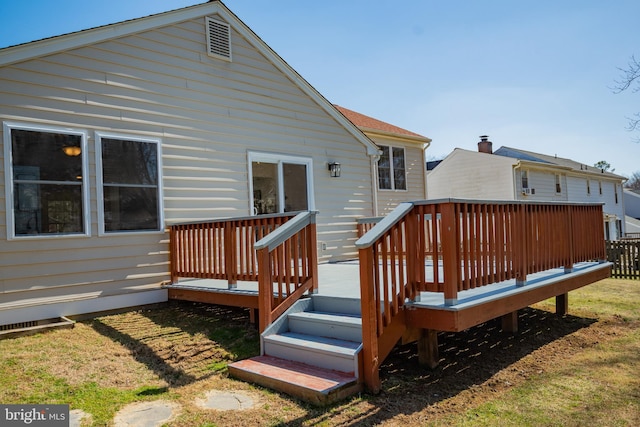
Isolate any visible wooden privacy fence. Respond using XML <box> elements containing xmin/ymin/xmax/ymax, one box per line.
<box><xmin>355</xmin><ymin>199</ymin><xmax>606</xmax><ymax>392</ymax></box>
<box><xmin>169</xmin><ymin>211</ymin><xmax>318</xmax><ymax>332</ymax></box>
<box><xmin>606</xmin><ymin>240</ymin><xmax>640</xmax><ymax>279</ymax></box>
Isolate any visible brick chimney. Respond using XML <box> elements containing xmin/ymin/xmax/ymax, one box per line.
<box><xmin>478</xmin><ymin>135</ymin><xmax>493</xmax><ymax>154</ymax></box>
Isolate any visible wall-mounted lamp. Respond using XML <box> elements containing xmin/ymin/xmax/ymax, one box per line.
<box><xmin>328</xmin><ymin>162</ymin><xmax>341</xmax><ymax>178</ymax></box>
<box><xmin>62</xmin><ymin>145</ymin><xmax>82</xmax><ymax>156</ymax></box>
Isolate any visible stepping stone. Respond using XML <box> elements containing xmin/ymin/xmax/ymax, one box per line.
<box><xmin>195</xmin><ymin>390</ymin><xmax>256</xmax><ymax>411</ymax></box>
<box><xmin>113</xmin><ymin>401</ymin><xmax>180</xmax><ymax>427</ymax></box>
<box><xmin>70</xmin><ymin>409</ymin><xmax>91</xmax><ymax>427</ymax></box>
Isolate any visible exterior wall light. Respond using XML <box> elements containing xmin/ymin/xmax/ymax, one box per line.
<box><xmin>328</xmin><ymin>162</ymin><xmax>341</xmax><ymax>177</ymax></box>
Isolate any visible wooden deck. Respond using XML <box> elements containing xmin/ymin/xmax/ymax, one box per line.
<box><xmin>166</xmin><ymin>259</ymin><xmax>610</xmax><ymax>332</ymax></box>
<box><xmin>168</xmin><ymin>200</ymin><xmax>610</xmax><ymax>397</ymax></box>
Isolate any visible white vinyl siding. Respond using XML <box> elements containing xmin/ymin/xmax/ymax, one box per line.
<box><xmin>427</xmin><ymin>149</ymin><xmax>517</xmax><ymax>200</ymax></box>
<box><xmin>0</xmin><ymin>13</ymin><xmax>374</xmax><ymax>318</ymax></box>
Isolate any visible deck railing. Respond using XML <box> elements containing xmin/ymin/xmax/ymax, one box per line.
<box><xmin>255</xmin><ymin>211</ymin><xmax>319</xmax><ymax>332</ymax></box>
<box><xmin>169</xmin><ymin>211</ymin><xmax>318</xmax><ymax>332</ymax></box>
<box><xmin>355</xmin><ymin>199</ymin><xmax>606</xmax><ymax>392</ymax></box>
<box><xmin>169</xmin><ymin>213</ymin><xmax>295</xmax><ymax>285</ymax></box>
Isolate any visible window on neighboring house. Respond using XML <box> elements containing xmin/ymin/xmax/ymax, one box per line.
<box><xmin>249</xmin><ymin>152</ymin><xmax>315</xmax><ymax>215</ymax></box>
<box><xmin>555</xmin><ymin>174</ymin><xmax>561</xmax><ymax>193</ymax></box>
<box><xmin>521</xmin><ymin>170</ymin><xmax>529</xmax><ymax>189</ymax></box>
<box><xmin>96</xmin><ymin>133</ymin><xmax>163</xmax><ymax>233</ymax></box>
<box><xmin>587</xmin><ymin>179</ymin><xmax>591</xmax><ymax>195</ymax></box>
<box><xmin>599</xmin><ymin>181</ymin><xmax>603</xmax><ymax>195</ymax></box>
<box><xmin>4</xmin><ymin>123</ymin><xmax>89</xmax><ymax>238</ymax></box>
<box><xmin>378</xmin><ymin>146</ymin><xmax>406</xmax><ymax>190</ymax></box>
<box><xmin>614</xmin><ymin>183</ymin><xmax>619</xmax><ymax>204</ymax></box>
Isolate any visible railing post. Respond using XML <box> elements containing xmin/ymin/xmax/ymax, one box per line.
<box><xmin>169</xmin><ymin>226</ymin><xmax>178</xmax><ymax>284</ymax></box>
<box><xmin>257</xmin><ymin>246</ymin><xmax>272</xmax><ymax>333</ymax></box>
<box><xmin>359</xmin><ymin>247</ymin><xmax>381</xmax><ymax>393</ymax></box>
<box><xmin>225</xmin><ymin>223</ymin><xmax>238</xmax><ymax>288</ymax></box>
<box><xmin>308</xmin><ymin>213</ymin><xmax>319</xmax><ymax>294</ymax></box>
<box><xmin>515</xmin><ymin>204</ymin><xmax>528</xmax><ymax>287</ymax></box>
<box><xmin>440</xmin><ymin>202</ymin><xmax>460</xmax><ymax>305</ymax></box>
<box><xmin>405</xmin><ymin>208</ymin><xmax>419</xmax><ymax>301</ymax></box>
<box><xmin>565</xmin><ymin>206</ymin><xmax>575</xmax><ymax>273</ymax></box>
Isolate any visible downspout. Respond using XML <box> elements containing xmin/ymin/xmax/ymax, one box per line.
<box><xmin>370</xmin><ymin>154</ymin><xmax>380</xmax><ymax>217</ymax></box>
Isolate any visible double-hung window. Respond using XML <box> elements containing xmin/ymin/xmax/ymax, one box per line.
<box><xmin>96</xmin><ymin>133</ymin><xmax>163</xmax><ymax>234</ymax></box>
<box><xmin>378</xmin><ymin>146</ymin><xmax>406</xmax><ymax>190</ymax></box>
<box><xmin>4</xmin><ymin>123</ymin><xmax>89</xmax><ymax>238</ymax></box>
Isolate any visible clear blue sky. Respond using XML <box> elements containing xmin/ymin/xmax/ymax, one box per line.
<box><xmin>1</xmin><ymin>0</ymin><xmax>639</xmax><ymax>176</ymax></box>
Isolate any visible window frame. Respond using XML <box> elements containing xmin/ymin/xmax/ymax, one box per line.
<box><xmin>555</xmin><ymin>174</ymin><xmax>562</xmax><ymax>194</ymax></box>
<box><xmin>95</xmin><ymin>132</ymin><xmax>164</xmax><ymax>235</ymax></box>
<box><xmin>521</xmin><ymin>170</ymin><xmax>529</xmax><ymax>189</ymax></box>
<box><xmin>3</xmin><ymin>121</ymin><xmax>90</xmax><ymax>240</ymax></box>
<box><xmin>377</xmin><ymin>145</ymin><xmax>407</xmax><ymax>191</ymax></box>
<box><xmin>247</xmin><ymin>151</ymin><xmax>315</xmax><ymax>215</ymax></box>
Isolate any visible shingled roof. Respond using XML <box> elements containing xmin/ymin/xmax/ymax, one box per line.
<box><xmin>334</xmin><ymin>105</ymin><xmax>429</xmax><ymax>141</ymax></box>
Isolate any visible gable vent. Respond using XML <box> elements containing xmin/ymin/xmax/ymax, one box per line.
<box><xmin>206</xmin><ymin>17</ymin><xmax>232</xmax><ymax>61</ymax></box>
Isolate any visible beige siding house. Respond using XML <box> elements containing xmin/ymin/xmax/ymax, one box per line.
<box><xmin>427</xmin><ymin>137</ymin><xmax>627</xmax><ymax>239</ymax></box>
<box><xmin>335</xmin><ymin>106</ymin><xmax>431</xmax><ymax>216</ymax></box>
<box><xmin>0</xmin><ymin>2</ymin><xmax>383</xmax><ymax>326</ymax></box>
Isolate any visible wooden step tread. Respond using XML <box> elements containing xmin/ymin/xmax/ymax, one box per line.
<box><xmin>265</xmin><ymin>332</ymin><xmax>361</xmax><ymax>355</ymax></box>
<box><xmin>288</xmin><ymin>311</ymin><xmax>362</xmax><ymax>325</ymax></box>
<box><xmin>229</xmin><ymin>355</ymin><xmax>357</xmax><ymax>393</ymax></box>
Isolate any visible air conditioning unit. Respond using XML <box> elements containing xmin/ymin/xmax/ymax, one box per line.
<box><xmin>522</xmin><ymin>188</ymin><xmax>532</xmax><ymax>195</ymax></box>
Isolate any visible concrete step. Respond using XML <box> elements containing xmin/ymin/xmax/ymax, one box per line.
<box><xmin>228</xmin><ymin>355</ymin><xmax>361</xmax><ymax>406</ymax></box>
<box><xmin>263</xmin><ymin>332</ymin><xmax>361</xmax><ymax>375</ymax></box>
<box><xmin>310</xmin><ymin>295</ymin><xmax>361</xmax><ymax>316</ymax></box>
<box><xmin>287</xmin><ymin>311</ymin><xmax>362</xmax><ymax>342</ymax></box>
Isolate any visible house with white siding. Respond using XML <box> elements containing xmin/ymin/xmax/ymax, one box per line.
<box><xmin>335</xmin><ymin>105</ymin><xmax>431</xmax><ymax>217</ymax></box>
<box><xmin>0</xmin><ymin>1</ymin><xmax>407</xmax><ymax>326</ymax></box>
<box><xmin>427</xmin><ymin>136</ymin><xmax>627</xmax><ymax>240</ymax></box>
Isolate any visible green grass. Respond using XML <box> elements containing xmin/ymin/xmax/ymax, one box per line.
<box><xmin>0</xmin><ymin>280</ymin><xmax>638</xmax><ymax>426</ymax></box>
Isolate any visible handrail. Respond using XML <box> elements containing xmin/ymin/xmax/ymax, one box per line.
<box><xmin>257</xmin><ymin>211</ymin><xmax>319</xmax><ymax>332</ymax></box>
<box><xmin>255</xmin><ymin>211</ymin><xmax>317</xmax><ymax>251</ymax></box>
<box><xmin>355</xmin><ymin>199</ymin><xmax>606</xmax><ymax>393</ymax></box>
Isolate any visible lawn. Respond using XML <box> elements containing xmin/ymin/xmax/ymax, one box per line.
<box><xmin>0</xmin><ymin>278</ymin><xmax>638</xmax><ymax>426</ymax></box>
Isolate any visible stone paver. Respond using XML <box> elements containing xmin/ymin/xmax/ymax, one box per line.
<box><xmin>196</xmin><ymin>390</ymin><xmax>256</xmax><ymax>411</ymax></box>
<box><xmin>112</xmin><ymin>400</ymin><xmax>181</xmax><ymax>427</ymax></box>
<box><xmin>69</xmin><ymin>409</ymin><xmax>91</xmax><ymax>427</ymax></box>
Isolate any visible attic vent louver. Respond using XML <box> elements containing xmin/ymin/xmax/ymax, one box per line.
<box><xmin>206</xmin><ymin>17</ymin><xmax>232</xmax><ymax>61</ymax></box>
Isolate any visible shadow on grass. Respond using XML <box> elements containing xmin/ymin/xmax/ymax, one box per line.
<box><xmin>89</xmin><ymin>302</ymin><xmax>259</xmax><ymax>387</ymax></box>
<box><xmin>285</xmin><ymin>307</ymin><xmax>598</xmax><ymax>426</ymax></box>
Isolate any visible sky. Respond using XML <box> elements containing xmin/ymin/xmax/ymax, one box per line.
<box><xmin>1</xmin><ymin>0</ymin><xmax>639</xmax><ymax>177</ymax></box>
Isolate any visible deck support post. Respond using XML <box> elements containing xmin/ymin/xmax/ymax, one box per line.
<box><xmin>556</xmin><ymin>293</ymin><xmax>568</xmax><ymax>316</ymax></box>
<box><xmin>501</xmin><ymin>311</ymin><xmax>519</xmax><ymax>333</ymax></box>
<box><xmin>418</xmin><ymin>329</ymin><xmax>439</xmax><ymax>369</ymax></box>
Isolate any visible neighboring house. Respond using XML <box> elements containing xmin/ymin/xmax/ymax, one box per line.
<box><xmin>335</xmin><ymin>106</ymin><xmax>431</xmax><ymax>216</ymax></box>
<box><xmin>427</xmin><ymin>136</ymin><xmax>627</xmax><ymax>240</ymax></box>
<box><xmin>0</xmin><ymin>1</ymin><xmax>385</xmax><ymax>325</ymax></box>
<box><xmin>624</xmin><ymin>189</ymin><xmax>640</xmax><ymax>236</ymax></box>
<box><xmin>624</xmin><ymin>188</ymin><xmax>640</xmax><ymax>219</ymax></box>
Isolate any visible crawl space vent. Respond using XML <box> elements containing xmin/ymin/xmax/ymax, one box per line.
<box><xmin>206</xmin><ymin>17</ymin><xmax>232</xmax><ymax>61</ymax></box>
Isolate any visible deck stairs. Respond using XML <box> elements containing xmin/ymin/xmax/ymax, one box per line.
<box><xmin>228</xmin><ymin>295</ymin><xmax>364</xmax><ymax>405</ymax></box>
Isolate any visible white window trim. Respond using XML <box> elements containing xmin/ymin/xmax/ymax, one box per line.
<box><xmin>95</xmin><ymin>131</ymin><xmax>164</xmax><ymax>236</ymax></box>
<box><xmin>247</xmin><ymin>151</ymin><xmax>315</xmax><ymax>215</ymax></box>
<box><xmin>3</xmin><ymin>121</ymin><xmax>90</xmax><ymax>240</ymax></box>
<box><xmin>378</xmin><ymin>145</ymin><xmax>408</xmax><ymax>191</ymax></box>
